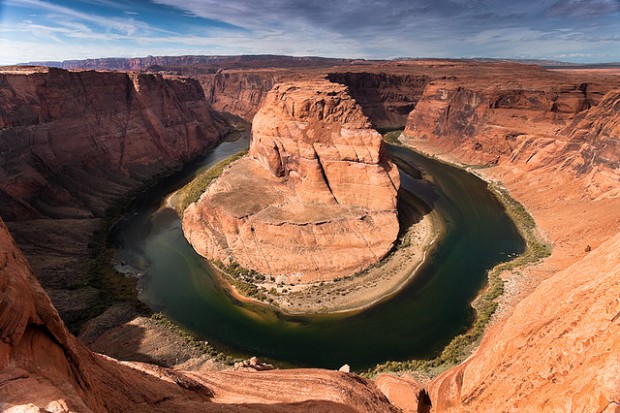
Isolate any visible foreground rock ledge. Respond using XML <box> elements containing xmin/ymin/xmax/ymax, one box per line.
<box><xmin>183</xmin><ymin>81</ymin><xmax>400</xmax><ymax>282</ymax></box>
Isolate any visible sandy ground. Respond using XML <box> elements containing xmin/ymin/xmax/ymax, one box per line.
<box><xmin>211</xmin><ymin>212</ymin><xmax>439</xmax><ymax>315</ymax></box>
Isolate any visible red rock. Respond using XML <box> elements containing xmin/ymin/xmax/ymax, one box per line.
<box><xmin>183</xmin><ymin>81</ymin><xmax>400</xmax><ymax>281</ymax></box>
<box><xmin>0</xmin><ymin>216</ymin><xmax>399</xmax><ymax>412</ymax></box>
<box><xmin>428</xmin><ymin>232</ymin><xmax>620</xmax><ymax>412</ymax></box>
<box><xmin>375</xmin><ymin>374</ymin><xmax>429</xmax><ymax>413</ymax></box>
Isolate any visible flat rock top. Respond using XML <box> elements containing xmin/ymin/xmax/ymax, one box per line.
<box><xmin>209</xmin><ymin>157</ymin><xmax>366</xmax><ymax>225</ymax></box>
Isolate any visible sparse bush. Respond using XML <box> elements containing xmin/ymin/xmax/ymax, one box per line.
<box><xmin>174</xmin><ymin>149</ymin><xmax>248</xmax><ymax>214</ymax></box>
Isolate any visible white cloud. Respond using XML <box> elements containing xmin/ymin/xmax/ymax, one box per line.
<box><xmin>4</xmin><ymin>0</ymin><xmax>152</xmax><ymax>35</ymax></box>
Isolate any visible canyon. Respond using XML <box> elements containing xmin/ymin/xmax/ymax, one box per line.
<box><xmin>0</xmin><ymin>65</ymin><xmax>229</xmax><ymax>330</ymax></box>
<box><xmin>1</xmin><ymin>58</ymin><xmax>620</xmax><ymax>412</ymax></box>
<box><xmin>183</xmin><ymin>80</ymin><xmax>400</xmax><ymax>282</ymax></box>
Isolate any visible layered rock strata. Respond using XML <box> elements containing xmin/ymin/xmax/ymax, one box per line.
<box><xmin>0</xmin><ymin>66</ymin><xmax>229</xmax><ymax>324</ymax></box>
<box><xmin>183</xmin><ymin>81</ymin><xmax>400</xmax><ymax>281</ymax></box>
<box><xmin>0</xmin><ymin>217</ymin><xmax>398</xmax><ymax>413</ymax></box>
<box><xmin>394</xmin><ymin>66</ymin><xmax>620</xmax><ymax>411</ymax></box>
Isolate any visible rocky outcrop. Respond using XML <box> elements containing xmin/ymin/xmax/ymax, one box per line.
<box><xmin>0</xmin><ymin>216</ymin><xmax>399</xmax><ymax>412</ymax></box>
<box><xmin>561</xmin><ymin>89</ymin><xmax>620</xmax><ymax>198</ymax></box>
<box><xmin>375</xmin><ymin>374</ymin><xmax>430</xmax><ymax>413</ymax></box>
<box><xmin>327</xmin><ymin>72</ymin><xmax>429</xmax><ymax>128</ymax></box>
<box><xmin>0</xmin><ymin>66</ymin><xmax>229</xmax><ymax>324</ymax></box>
<box><xmin>198</xmin><ymin>71</ymin><xmax>286</xmax><ymax>120</ymax></box>
<box><xmin>428</xmin><ymin>231</ymin><xmax>620</xmax><ymax>412</ymax></box>
<box><xmin>183</xmin><ymin>81</ymin><xmax>400</xmax><ymax>281</ymax></box>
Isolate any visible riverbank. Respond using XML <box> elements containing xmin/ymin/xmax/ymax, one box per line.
<box><xmin>208</xmin><ymin>211</ymin><xmax>439</xmax><ymax>316</ymax></box>
<box><xmin>364</xmin><ymin>133</ymin><xmax>552</xmax><ymax>378</ymax></box>
<box><xmin>169</xmin><ymin>148</ymin><xmax>440</xmax><ymax>316</ymax></box>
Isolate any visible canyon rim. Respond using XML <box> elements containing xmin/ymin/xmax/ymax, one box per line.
<box><xmin>0</xmin><ymin>55</ymin><xmax>620</xmax><ymax>412</ymax></box>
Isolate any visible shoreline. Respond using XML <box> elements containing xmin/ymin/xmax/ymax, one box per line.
<box><xmin>364</xmin><ymin>133</ymin><xmax>553</xmax><ymax>377</ymax></box>
<box><xmin>205</xmin><ymin>211</ymin><xmax>441</xmax><ymax>317</ymax></box>
<box><xmin>166</xmin><ymin>138</ymin><xmax>443</xmax><ymax>317</ymax></box>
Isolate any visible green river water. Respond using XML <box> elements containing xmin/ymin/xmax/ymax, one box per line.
<box><xmin>112</xmin><ymin>132</ymin><xmax>525</xmax><ymax>370</ymax></box>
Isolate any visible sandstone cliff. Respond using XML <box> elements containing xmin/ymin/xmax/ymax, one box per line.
<box><xmin>0</xmin><ymin>66</ymin><xmax>229</xmax><ymax>325</ymax></box>
<box><xmin>326</xmin><ymin>72</ymin><xmax>429</xmax><ymax>128</ymax></box>
<box><xmin>183</xmin><ymin>81</ymin><xmax>400</xmax><ymax>281</ymax></box>
<box><xmin>200</xmin><ymin>69</ymin><xmax>430</xmax><ymax>129</ymax></box>
<box><xmin>394</xmin><ymin>63</ymin><xmax>620</xmax><ymax>411</ymax></box>
<box><xmin>427</xmin><ymin>232</ymin><xmax>620</xmax><ymax>412</ymax></box>
<box><xmin>198</xmin><ymin>71</ymin><xmax>286</xmax><ymax>120</ymax></box>
<box><xmin>0</xmin><ymin>217</ymin><xmax>398</xmax><ymax>412</ymax></box>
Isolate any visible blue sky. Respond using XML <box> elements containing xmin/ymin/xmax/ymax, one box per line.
<box><xmin>1</xmin><ymin>0</ymin><xmax>619</xmax><ymax>65</ymax></box>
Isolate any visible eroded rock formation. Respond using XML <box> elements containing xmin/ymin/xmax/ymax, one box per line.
<box><xmin>0</xmin><ymin>66</ymin><xmax>229</xmax><ymax>324</ymax></box>
<box><xmin>183</xmin><ymin>81</ymin><xmax>400</xmax><ymax>281</ymax></box>
<box><xmin>0</xmin><ymin>217</ymin><xmax>398</xmax><ymax>412</ymax></box>
<box><xmin>427</xmin><ymin>233</ymin><xmax>620</xmax><ymax>412</ymax></box>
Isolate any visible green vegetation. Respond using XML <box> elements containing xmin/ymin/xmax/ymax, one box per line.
<box><xmin>150</xmin><ymin>312</ymin><xmax>236</xmax><ymax>365</ymax></box>
<box><xmin>381</xmin><ymin>128</ymin><xmax>405</xmax><ymax>146</ymax></box>
<box><xmin>213</xmin><ymin>261</ymin><xmax>272</xmax><ymax>303</ymax></box>
<box><xmin>174</xmin><ymin>149</ymin><xmax>248</xmax><ymax>215</ymax></box>
<box><xmin>365</xmin><ymin>168</ymin><xmax>551</xmax><ymax>379</ymax></box>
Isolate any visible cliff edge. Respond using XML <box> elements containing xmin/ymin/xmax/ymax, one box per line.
<box><xmin>0</xmin><ymin>216</ymin><xmax>397</xmax><ymax>412</ymax></box>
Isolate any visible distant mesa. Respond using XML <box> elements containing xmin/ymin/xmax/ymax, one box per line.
<box><xmin>182</xmin><ymin>80</ymin><xmax>400</xmax><ymax>282</ymax></box>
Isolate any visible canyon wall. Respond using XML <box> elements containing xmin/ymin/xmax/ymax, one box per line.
<box><xmin>396</xmin><ymin>64</ymin><xmax>620</xmax><ymax>411</ymax></box>
<box><xmin>198</xmin><ymin>71</ymin><xmax>286</xmax><ymax>121</ymax></box>
<box><xmin>0</xmin><ymin>66</ymin><xmax>229</xmax><ymax>325</ymax></box>
<box><xmin>0</xmin><ymin>217</ymin><xmax>399</xmax><ymax>412</ymax></box>
<box><xmin>2</xmin><ymin>60</ymin><xmax>620</xmax><ymax>411</ymax></box>
<box><xmin>183</xmin><ymin>80</ymin><xmax>400</xmax><ymax>281</ymax></box>
<box><xmin>326</xmin><ymin>72</ymin><xmax>429</xmax><ymax>128</ymax></box>
<box><xmin>198</xmin><ymin>68</ymin><xmax>430</xmax><ymax>129</ymax></box>
<box><xmin>428</xmin><ymin>231</ymin><xmax>620</xmax><ymax>412</ymax></box>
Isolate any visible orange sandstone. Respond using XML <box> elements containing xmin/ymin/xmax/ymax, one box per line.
<box><xmin>183</xmin><ymin>81</ymin><xmax>400</xmax><ymax>281</ymax></box>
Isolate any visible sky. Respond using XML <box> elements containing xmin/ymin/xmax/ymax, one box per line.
<box><xmin>1</xmin><ymin>0</ymin><xmax>620</xmax><ymax>65</ymax></box>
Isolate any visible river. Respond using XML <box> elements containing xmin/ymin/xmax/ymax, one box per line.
<box><xmin>112</xmin><ymin>131</ymin><xmax>525</xmax><ymax>370</ymax></box>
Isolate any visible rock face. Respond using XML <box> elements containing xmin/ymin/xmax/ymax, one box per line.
<box><xmin>375</xmin><ymin>374</ymin><xmax>430</xmax><ymax>413</ymax></box>
<box><xmin>403</xmin><ymin>63</ymin><xmax>619</xmax><ymax>168</ymax></box>
<box><xmin>198</xmin><ymin>71</ymin><xmax>285</xmax><ymax>121</ymax></box>
<box><xmin>0</xmin><ymin>66</ymin><xmax>229</xmax><ymax>325</ymax></box>
<box><xmin>183</xmin><ymin>81</ymin><xmax>400</xmax><ymax>281</ymax></box>
<box><xmin>327</xmin><ymin>72</ymin><xmax>429</xmax><ymax>128</ymax></box>
<box><xmin>0</xmin><ymin>66</ymin><xmax>228</xmax><ymax>220</ymax></box>
<box><xmin>428</xmin><ymin>232</ymin><xmax>620</xmax><ymax>412</ymax></box>
<box><xmin>0</xmin><ymin>216</ymin><xmax>399</xmax><ymax>412</ymax></box>
<box><xmin>397</xmin><ymin>63</ymin><xmax>620</xmax><ymax>411</ymax></box>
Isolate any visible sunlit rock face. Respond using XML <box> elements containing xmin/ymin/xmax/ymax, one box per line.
<box><xmin>183</xmin><ymin>81</ymin><xmax>400</xmax><ymax>282</ymax></box>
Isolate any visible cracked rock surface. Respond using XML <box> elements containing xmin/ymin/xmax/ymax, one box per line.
<box><xmin>183</xmin><ymin>81</ymin><xmax>400</xmax><ymax>281</ymax></box>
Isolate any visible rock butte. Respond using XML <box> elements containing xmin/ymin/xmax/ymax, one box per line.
<box><xmin>183</xmin><ymin>81</ymin><xmax>400</xmax><ymax>282</ymax></box>
<box><xmin>1</xmin><ymin>59</ymin><xmax>620</xmax><ymax>411</ymax></box>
